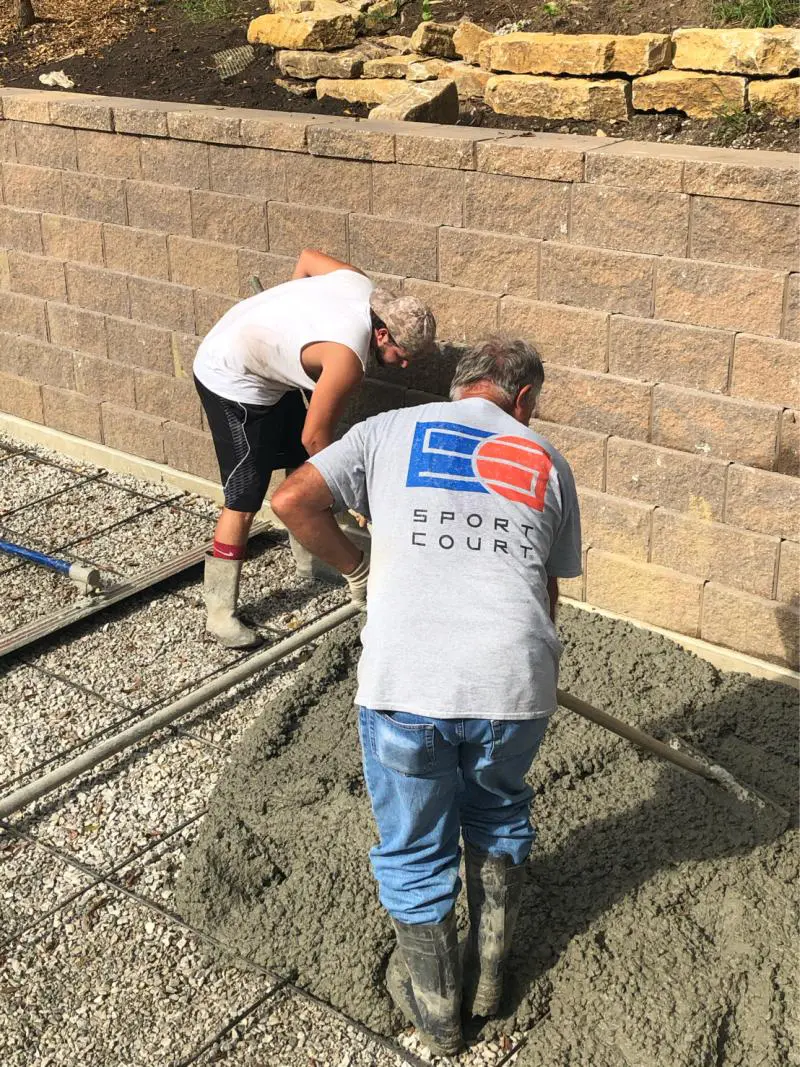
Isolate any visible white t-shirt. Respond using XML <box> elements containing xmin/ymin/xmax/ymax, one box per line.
<box><xmin>193</xmin><ymin>269</ymin><xmax>374</xmax><ymax>406</ymax></box>
<box><xmin>310</xmin><ymin>397</ymin><xmax>583</xmax><ymax>721</ymax></box>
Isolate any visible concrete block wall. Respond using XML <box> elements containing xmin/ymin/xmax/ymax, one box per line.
<box><xmin>0</xmin><ymin>88</ymin><xmax>797</xmax><ymax>668</ymax></box>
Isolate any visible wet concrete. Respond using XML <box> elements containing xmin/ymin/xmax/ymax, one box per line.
<box><xmin>176</xmin><ymin>607</ymin><xmax>799</xmax><ymax>1064</ymax></box>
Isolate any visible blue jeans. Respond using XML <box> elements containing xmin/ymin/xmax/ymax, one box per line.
<box><xmin>358</xmin><ymin>708</ymin><xmax>549</xmax><ymax>925</ymax></box>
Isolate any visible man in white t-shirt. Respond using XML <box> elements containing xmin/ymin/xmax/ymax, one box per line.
<box><xmin>192</xmin><ymin>248</ymin><xmax>436</xmax><ymax>648</ymax></box>
<box><xmin>271</xmin><ymin>337</ymin><xmax>582</xmax><ymax>1055</ymax></box>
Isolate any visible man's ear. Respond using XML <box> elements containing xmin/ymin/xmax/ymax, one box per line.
<box><xmin>515</xmin><ymin>384</ymin><xmax>536</xmax><ymax>420</ymax></box>
<box><xmin>374</xmin><ymin>326</ymin><xmax>390</xmax><ymax>346</ymax></box>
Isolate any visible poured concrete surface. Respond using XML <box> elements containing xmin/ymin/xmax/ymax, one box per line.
<box><xmin>177</xmin><ymin>615</ymin><xmax>798</xmax><ymax>1065</ymax></box>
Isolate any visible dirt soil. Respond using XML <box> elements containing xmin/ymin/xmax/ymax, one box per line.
<box><xmin>1</xmin><ymin>1</ymin><xmax>797</xmax><ymax>151</ymax></box>
<box><xmin>175</xmin><ymin>607</ymin><xmax>798</xmax><ymax>1064</ymax></box>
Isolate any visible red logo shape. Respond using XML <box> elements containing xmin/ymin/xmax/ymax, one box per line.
<box><xmin>473</xmin><ymin>435</ymin><xmax>553</xmax><ymax>511</ymax></box>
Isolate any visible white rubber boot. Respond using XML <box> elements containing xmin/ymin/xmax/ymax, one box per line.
<box><xmin>288</xmin><ymin>533</ymin><xmax>344</xmax><ymax>584</ymax></box>
<box><xmin>203</xmin><ymin>553</ymin><xmax>262</xmax><ymax>649</ymax></box>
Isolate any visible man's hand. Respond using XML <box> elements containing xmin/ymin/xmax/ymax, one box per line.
<box><xmin>348</xmin><ymin>509</ymin><xmax>370</xmax><ymax>529</ymax></box>
<box><xmin>344</xmin><ymin>552</ymin><xmax>370</xmax><ymax>611</ymax></box>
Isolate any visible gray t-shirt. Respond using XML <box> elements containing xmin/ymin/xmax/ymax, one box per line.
<box><xmin>310</xmin><ymin>397</ymin><xmax>582</xmax><ymax>720</ymax></box>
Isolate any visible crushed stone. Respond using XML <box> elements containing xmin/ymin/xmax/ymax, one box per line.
<box><xmin>176</xmin><ymin>608</ymin><xmax>798</xmax><ymax>1065</ymax></box>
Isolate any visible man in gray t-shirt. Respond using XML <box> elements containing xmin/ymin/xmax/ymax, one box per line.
<box><xmin>271</xmin><ymin>338</ymin><xmax>581</xmax><ymax>1056</ymax></box>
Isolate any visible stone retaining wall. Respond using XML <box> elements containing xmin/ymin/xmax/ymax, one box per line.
<box><xmin>0</xmin><ymin>88</ymin><xmax>797</xmax><ymax>667</ymax></box>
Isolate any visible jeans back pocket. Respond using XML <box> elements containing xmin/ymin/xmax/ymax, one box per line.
<box><xmin>370</xmin><ymin>712</ymin><xmax>436</xmax><ymax>777</ymax></box>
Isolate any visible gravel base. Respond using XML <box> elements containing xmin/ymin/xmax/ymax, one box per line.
<box><xmin>178</xmin><ymin>650</ymin><xmax>312</xmax><ymax>751</ymax></box>
<box><xmin>0</xmin><ymin>663</ymin><xmax>126</xmax><ymax>790</ymax></box>
<box><xmin>0</xmin><ymin>831</ymin><xmax>97</xmax><ymax>946</ymax></box>
<box><xmin>13</xmin><ymin>732</ymin><xmax>222</xmax><ymax>874</ymax></box>
<box><xmin>28</xmin><ymin>590</ymin><xmax>241</xmax><ymax>709</ymax></box>
<box><xmin>110</xmin><ymin>821</ymin><xmax>203</xmax><ymax>912</ymax></box>
<box><xmin>70</xmin><ymin>503</ymin><xmax>216</xmax><ymax>578</ymax></box>
<box><xmin>193</xmin><ymin>987</ymin><xmax>409</xmax><ymax>1067</ymax></box>
<box><xmin>101</xmin><ymin>470</ymin><xmax>185</xmax><ymax>502</ymax></box>
<box><xmin>0</xmin><ymin>560</ymin><xmax>110</xmax><ymax>634</ymax></box>
<box><xmin>3</xmin><ymin>480</ymin><xmax>159</xmax><ymax>554</ymax></box>
<box><xmin>0</xmin><ymin>453</ymin><xmax>85</xmax><ymax>517</ymax></box>
<box><xmin>0</xmin><ymin>883</ymin><xmax>276</xmax><ymax>1067</ymax></box>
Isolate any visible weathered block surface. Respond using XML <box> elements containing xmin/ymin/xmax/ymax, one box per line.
<box><xmin>701</xmin><ymin>583</ymin><xmax>799</xmax><ymax>670</ymax></box>
<box><xmin>482</xmin><ymin>32</ymin><xmax>671</xmax><ymax>76</ymax></box>
<box><xmin>586</xmin><ymin>550</ymin><xmax>704</xmax><ymax>637</ymax></box>
<box><xmin>748</xmin><ymin>77</ymin><xmax>800</xmax><ymax>119</ymax></box>
<box><xmin>248</xmin><ymin>10</ymin><xmax>358</xmax><ymax>50</ymax></box>
<box><xmin>672</xmin><ymin>27</ymin><xmax>800</xmax><ymax>77</ymax></box>
<box><xmin>633</xmin><ymin>70</ymin><xmax>746</xmax><ymax>119</ymax></box>
<box><xmin>485</xmin><ymin>75</ymin><xmax>630</xmax><ymax>121</ymax></box>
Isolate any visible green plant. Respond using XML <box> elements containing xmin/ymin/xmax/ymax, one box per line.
<box><xmin>713</xmin><ymin>101</ymin><xmax>770</xmax><ymax>144</ymax></box>
<box><xmin>542</xmin><ymin>1</ymin><xmax>561</xmax><ymax>14</ymax></box>
<box><xmin>421</xmin><ymin>0</ymin><xmax>433</xmax><ymax>20</ymax></box>
<box><xmin>178</xmin><ymin>0</ymin><xmax>231</xmax><ymax>24</ymax></box>
<box><xmin>711</xmin><ymin>0</ymin><xmax>794</xmax><ymax>27</ymax></box>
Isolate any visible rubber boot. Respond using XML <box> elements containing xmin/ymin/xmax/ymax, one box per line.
<box><xmin>386</xmin><ymin>909</ymin><xmax>463</xmax><ymax>1056</ymax></box>
<box><xmin>288</xmin><ymin>532</ymin><xmax>343</xmax><ymax>584</ymax></box>
<box><xmin>202</xmin><ymin>553</ymin><xmax>262</xmax><ymax>650</ymax></box>
<box><xmin>463</xmin><ymin>844</ymin><xmax>526</xmax><ymax>1018</ymax></box>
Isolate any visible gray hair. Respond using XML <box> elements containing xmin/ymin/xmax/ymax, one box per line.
<box><xmin>449</xmin><ymin>336</ymin><xmax>545</xmax><ymax>403</ymax></box>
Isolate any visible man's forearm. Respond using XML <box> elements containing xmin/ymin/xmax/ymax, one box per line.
<box><xmin>280</xmin><ymin>505</ymin><xmax>362</xmax><ymax>575</ymax></box>
<box><xmin>547</xmin><ymin>577</ymin><xmax>559</xmax><ymax>624</ymax></box>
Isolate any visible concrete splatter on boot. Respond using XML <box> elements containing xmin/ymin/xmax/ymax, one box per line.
<box><xmin>463</xmin><ymin>844</ymin><xmax>526</xmax><ymax>1018</ymax></box>
<box><xmin>203</xmin><ymin>553</ymin><xmax>262</xmax><ymax>650</ymax></box>
<box><xmin>386</xmin><ymin>909</ymin><xmax>463</xmax><ymax>1056</ymax></box>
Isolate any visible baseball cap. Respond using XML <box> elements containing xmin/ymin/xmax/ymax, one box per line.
<box><xmin>369</xmin><ymin>289</ymin><xmax>437</xmax><ymax>357</ymax></box>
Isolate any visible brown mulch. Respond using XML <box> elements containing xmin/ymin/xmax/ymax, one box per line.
<box><xmin>1</xmin><ymin>1</ymin><xmax>797</xmax><ymax>150</ymax></box>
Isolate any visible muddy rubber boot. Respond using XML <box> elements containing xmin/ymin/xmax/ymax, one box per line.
<box><xmin>203</xmin><ymin>553</ymin><xmax>262</xmax><ymax>650</ymax></box>
<box><xmin>288</xmin><ymin>532</ymin><xmax>343</xmax><ymax>584</ymax></box>
<box><xmin>463</xmin><ymin>845</ymin><xmax>526</xmax><ymax>1018</ymax></box>
<box><xmin>386</xmin><ymin>909</ymin><xmax>463</xmax><ymax>1056</ymax></box>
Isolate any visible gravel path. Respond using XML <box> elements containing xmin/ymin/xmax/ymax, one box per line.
<box><xmin>1</xmin><ymin>883</ymin><xmax>277</xmax><ymax>1067</ymax></box>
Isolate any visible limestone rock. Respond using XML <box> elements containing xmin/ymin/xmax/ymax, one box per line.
<box><xmin>438</xmin><ymin>60</ymin><xmax>491</xmax><ymax>98</ymax></box>
<box><xmin>406</xmin><ymin>59</ymin><xmax>447</xmax><ymax>81</ymax></box>
<box><xmin>410</xmin><ymin>21</ymin><xmax>458</xmax><ymax>59</ymax></box>
<box><xmin>247</xmin><ymin>9</ymin><xmax>358</xmax><ymax>50</ymax></box>
<box><xmin>362</xmin><ymin>53</ymin><xmax>426</xmax><ymax>77</ymax></box>
<box><xmin>276</xmin><ymin>76</ymin><xmax>316</xmax><ymax>96</ymax></box>
<box><xmin>376</xmin><ymin>34</ymin><xmax>414</xmax><ymax>54</ymax></box>
<box><xmin>276</xmin><ymin>47</ymin><xmax>367</xmax><ymax>78</ymax></box>
<box><xmin>452</xmin><ymin>20</ymin><xmax>492</xmax><ymax>64</ymax></box>
<box><xmin>316</xmin><ymin>77</ymin><xmax>411</xmax><ymax>105</ymax></box>
<box><xmin>485</xmin><ymin>74</ymin><xmax>630</xmax><ymax>120</ymax></box>
<box><xmin>672</xmin><ymin>27</ymin><xmax>800</xmax><ymax>76</ymax></box>
<box><xmin>364</xmin><ymin>0</ymin><xmax>398</xmax><ymax>23</ymax></box>
<box><xmin>369</xmin><ymin>78</ymin><xmax>459</xmax><ymax>122</ymax></box>
<box><xmin>749</xmin><ymin>76</ymin><xmax>800</xmax><ymax>119</ymax></box>
<box><xmin>481</xmin><ymin>31</ymin><xmax>672</xmax><ymax>76</ymax></box>
<box><xmin>633</xmin><ymin>70</ymin><xmax>746</xmax><ymax>120</ymax></box>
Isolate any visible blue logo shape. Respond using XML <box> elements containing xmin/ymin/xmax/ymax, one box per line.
<box><xmin>406</xmin><ymin>421</ymin><xmax>493</xmax><ymax>493</ymax></box>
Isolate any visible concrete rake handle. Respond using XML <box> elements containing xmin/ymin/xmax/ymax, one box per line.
<box><xmin>0</xmin><ymin>603</ymin><xmax>360</xmax><ymax>820</ymax></box>
<box><xmin>557</xmin><ymin>689</ymin><xmax>720</xmax><ymax>782</ymax></box>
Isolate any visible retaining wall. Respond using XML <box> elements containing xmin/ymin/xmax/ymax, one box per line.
<box><xmin>0</xmin><ymin>88</ymin><xmax>797</xmax><ymax>667</ymax></box>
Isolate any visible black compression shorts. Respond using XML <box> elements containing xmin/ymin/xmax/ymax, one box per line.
<box><xmin>194</xmin><ymin>376</ymin><xmax>310</xmax><ymax>512</ymax></box>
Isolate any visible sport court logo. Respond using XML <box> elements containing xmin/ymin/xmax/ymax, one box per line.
<box><xmin>406</xmin><ymin>421</ymin><xmax>553</xmax><ymax>511</ymax></box>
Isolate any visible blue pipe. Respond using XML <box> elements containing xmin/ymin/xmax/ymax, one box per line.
<box><xmin>0</xmin><ymin>539</ymin><xmax>101</xmax><ymax>591</ymax></box>
<box><xmin>0</xmin><ymin>538</ymin><xmax>72</xmax><ymax>575</ymax></box>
